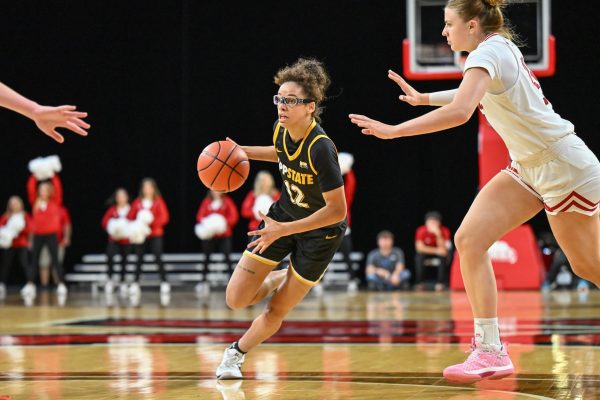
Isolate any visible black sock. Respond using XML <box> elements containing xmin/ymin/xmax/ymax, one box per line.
<box><xmin>231</xmin><ymin>341</ymin><xmax>247</xmax><ymax>354</ymax></box>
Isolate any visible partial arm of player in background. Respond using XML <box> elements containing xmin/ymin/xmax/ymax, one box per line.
<box><xmin>0</xmin><ymin>81</ymin><xmax>90</xmax><ymax>143</ymax></box>
<box><xmin>226</xmin><ymin>137</ymin><xmax>278</xmax><ymax>162</ymax></box>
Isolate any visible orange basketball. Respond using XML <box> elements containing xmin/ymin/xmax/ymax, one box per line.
<box><xmin>197</xmin><ymin>140</ymin><xmax>249</xmax><ymax>192</ymax></box>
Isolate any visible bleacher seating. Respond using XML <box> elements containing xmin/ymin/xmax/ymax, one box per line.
<box><xmin>65</xmin><ymin>252</ymin><xmax>364</xmax><ymax>291</ymax></box>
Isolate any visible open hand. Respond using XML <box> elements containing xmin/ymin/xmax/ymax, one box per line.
<box><xmin>247</xmin><ymin>211</ymin><xmax>287</xmax><ymax>254</ymax></box>
<box><xmin>32</xmin><ymin>105</ymin><xmax>90</xmax><ymax>143</ymax></box>
<box><xmin>348</xmin><ymin>114</ymin><xmax>397</xmax><ymax>139</ymax></box>
<box><xmin>388</xmin><ymin>70</ymin><xmax>427</xmax><ymax>106</ymax></box>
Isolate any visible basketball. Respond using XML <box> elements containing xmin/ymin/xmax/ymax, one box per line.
<box><xmin>197</xmin><ymin>140</ymin><xmax>249</xmax><ymax>192</ymax></box>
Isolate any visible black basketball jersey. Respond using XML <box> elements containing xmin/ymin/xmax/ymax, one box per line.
<box><xmin>272</xmin><ymin>119</ymin><xmax>344</xmax><ymax>223</ymax></box>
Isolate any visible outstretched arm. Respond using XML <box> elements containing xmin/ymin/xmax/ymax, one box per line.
<box><xmin>349</xmin><ymin>68</ymin><xmax>491</xmax><ymax>139</ymax></box>
<box><xmin>0</xmin><ymin>81</ymin><xmax>90</xmax><ymax>143</ymax></box>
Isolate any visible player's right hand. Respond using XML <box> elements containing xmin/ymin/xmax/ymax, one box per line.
<box><xmin>388</xmin><ymin>70</ymin><xmax>427</xmax><ymax>107</ymax></box>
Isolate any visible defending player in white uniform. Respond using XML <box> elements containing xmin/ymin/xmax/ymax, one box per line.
<box><xmin>466</xmin><ymin>33</ymin><xmax>600</xmax><ymax>215</ymax></box>
<box><xmin>350</xmin><ymin>0</ymin><xmax>600</xmax><ymax>384</ymax></box>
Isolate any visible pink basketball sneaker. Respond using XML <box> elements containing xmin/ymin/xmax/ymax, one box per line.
<box><xmin>443</xmin><ymin>339</ymin><xmax>514</xmax><ymax>383</ymax></box>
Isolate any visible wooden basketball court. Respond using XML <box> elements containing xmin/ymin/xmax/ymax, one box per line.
<box><xmin>0</xmin><ymin>289</ymin><xmax>598</xmax><ymax>399</ymax></box>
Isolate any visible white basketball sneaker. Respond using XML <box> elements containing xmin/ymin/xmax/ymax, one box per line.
<box><xmin>0</xmin><ymin>283</ymin><xmax>6</xmax><ymax>300</ymax></box>
<box><xmin>347</xmin><ymin>280</ymin><xmax>358</xmax><ymax>293</ymax></box>
<box><xmin>20</xmin><ymin>282</ymin><xmax>36</xmax><ymax>298</ymax></box>
<box><xmin>119</xmin><ymin>283</ymin><xmax>129</xmax><ymax>298</ymax></box>
<box><xmin>195</xmin><ymin>282</ymin><xmax>211</xmax><ymax>298</ymax></box>
<box><xmin>312</xmin><ymin>283</ymin><xmax>324</xmax><ymax>297</ymax></box>
<box><xmin>56</xmin><ymin>283</ymin><xmax>68</xmax><ymax>296</ymax></box>
<box><xmin>105</xmin><ymin>280</ymin><xmax>115</xmax><ymax>295</ymax></box>
<box><xmin>160</xmin><ymin>281</ymin><xmax>171</xmax><ymax>295</ymax></box>
<box><xmin>129</xmin><ymin>282</ymin><xmax>141</xmax><ymax>297</ymax></box>
<box><xmin>216</xmin><ymin>344</ymin><xmax>246</xmax><ymax>380</ymax></box>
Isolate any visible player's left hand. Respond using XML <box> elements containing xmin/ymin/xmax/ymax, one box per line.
<box><xmin>247</xmin><ymin>211</ymin><xmax>287</xmax><ymax>254</ymax></box>
<box><xmin>348</xmin><ymin>114</ymin><xmax>397</xmax><ymax>139</ymax></box>
<box><xmin>32</xmin><ymin>105</ymin><xmax>90</xmax><ymax>143</ymax></box>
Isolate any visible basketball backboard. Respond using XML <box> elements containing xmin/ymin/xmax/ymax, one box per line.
<box><xmin>404</xmin><ymin>0</ymin><xmax>554</xmax><ymax>80</ymax></box>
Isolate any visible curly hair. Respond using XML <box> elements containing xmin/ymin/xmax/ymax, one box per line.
<box><xmin>446</xmin><ymin>0</ymin><xmax>518</xmax><ymax>43</ymax></box>
<box><xmin>274</xmin><ymin>58</ymin><xmax>331</xmax><ymax>123</ymax></box>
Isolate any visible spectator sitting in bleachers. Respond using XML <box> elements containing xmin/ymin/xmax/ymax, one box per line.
<box><xmin>414</xmin><ymin>211</ymin><xmax>452</xmax><ymax>292</ymax></box>
<box><xmin>365</xmin><ymin>230</ymin><xmax>410</xmax><ymax>291</ymax></box>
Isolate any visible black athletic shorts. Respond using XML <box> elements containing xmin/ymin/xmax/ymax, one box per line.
<box><xmin>244</xmin><ymin>202</ymin><xmax>346</xmax><ymax>286</ymax></box>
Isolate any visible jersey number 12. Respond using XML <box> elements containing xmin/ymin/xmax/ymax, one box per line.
<box><xmin>284</xmin><ymin>180</ymin><xmax>309</xmax><ymax>208</ymax></box>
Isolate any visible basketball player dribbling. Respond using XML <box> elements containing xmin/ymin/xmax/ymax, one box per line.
<box><xmin>0</xmin><ymin>81</ymin><xmax>89</xmax><ymax>142</ymax></box>
<box><xmin>216</xmin><ymin>58</ymin><xmax>347</xmax><ymax>379</ymax></box>
<box><xmin>350</xmin><ymin>0</ymin><xmax>600</xmax><ymax>383</ymax></box>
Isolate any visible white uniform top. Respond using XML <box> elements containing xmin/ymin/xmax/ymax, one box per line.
<box><xmin>464</xmin><ymin>33</ymin><xmax>574</xmax><ymax>162</ymax></box>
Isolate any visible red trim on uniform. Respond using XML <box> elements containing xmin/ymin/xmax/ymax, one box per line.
<box><xmin>545</xmin><ymin>201</ymin><xmax>599</xmax><ymax>214</ymax></box>
<box><xmin>545</xmin><ymin>191</ymin><xmax>600</xmax><ymax>212</ymax></box>
<box><xmin>503</xmin><ymin>165</ymin><xmax>540</xmax><ymax>196</ymax></box>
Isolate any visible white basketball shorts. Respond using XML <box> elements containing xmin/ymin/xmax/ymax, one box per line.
<box><xmin>503</xmin><ymin>134</ymin><xmax>600</xmax><ymax>216</ymax></box>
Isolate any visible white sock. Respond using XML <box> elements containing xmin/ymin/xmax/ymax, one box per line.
<box><xmin>474</xmin><ymin>317</ymin><xmax>501</xmax><ymax>347</ymax></box>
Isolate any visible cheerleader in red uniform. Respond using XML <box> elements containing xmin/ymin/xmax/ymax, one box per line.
<box><xmin>127</xmin><ymin>178</ymin><xmax>170</xmax><ymax>297</ymax></box>
<box><xmin>101</xmin><ymin>188</ymin><xmax>131</xmax><ymax>296</ymax></box>
<box><xmin>26</xmin><ymin>158</ymin><xmax>67</xmax><ymax>290</ymax></box>
<box><xmin>194</xmin><ymin>190</ymin><xmax>239</xmax><ymax>296</ymax></box>
<box><xmin>23</xmin><ymin>182</ymin><xmax>65</xmax><ymax>298</ymax></box>
<box><xmin>39</xmin><ymin>204</ymin><xmax>71</xmax><ymax>290</ymax></box>
<box><xmin>241</xmin><ymin>171</ymin><xmax>280</xmax><ymax>232</ymax></box>
<box><xmin>27</xmin><ymin>173</ymin><xmax>62</xmax><ymax>207</ymax></box>
<box><xmin>0</xmin><ymin>196</ymin><xmax>31</xmax><ymax>299</ymax></box>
